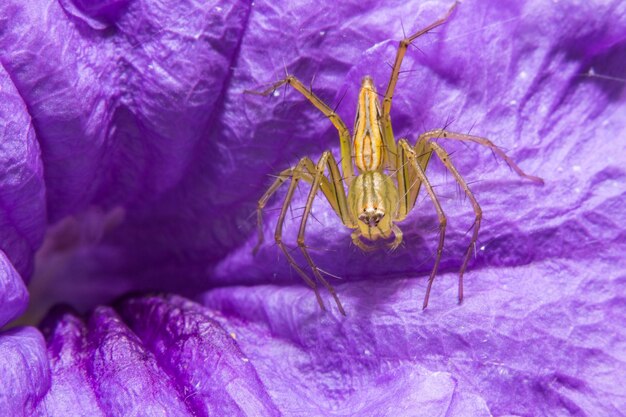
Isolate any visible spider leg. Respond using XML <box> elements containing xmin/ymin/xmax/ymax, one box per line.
<box><xmin>351</xmin><ymin>230</ymin><xmax>375</xmax><ymax>252</ymax></box>
<box><xmin>388</xmin><ymin>224</ymin><xmax>404</xmax><ymax>251</ymax></box>
<box><xmin>246</xmin><ymin>75</ymin><xmax>355</xmax><ymax>185</ymax></box>
<box><xmin>382</xmin><ymin>2</ymin><xmax>458</xmax><ymax>116</ymax></box>
<box><xmin>254</xmin><ymin>159</ymin><xmax>316</xmax><ymax>255</ymax></box>
<box><xmin>273</xmin><ymin>158</ymin><xmax>327</xmax><ymax>312</ymax></box>
<box><xmin>398</xmin><ymin>139</ymin><xmax>447</xmax><ymax>309</ymax></box>
<box><xmin>255</xmin><ymin>151</ymin><xmax>354</xmax><ymax>314</ymax></box>
<box><xmin>380</xmin><ymin>2</ymin><xmax>458</xmax><ymax>170</ymax></box>
<box><xmin>418</xmin><ymin>129</ymin><xmax>544</xmax><ymax>184</ymax></box>
<box><xmin>395</xmin><ymin>137</ymin><xmax>434</xmax><ymax>219</ymax></box>
<box><xmin>318</xmin><ymin>151</ymin><xmax>356</xmax><ymax>228</ymax></box>
<box><xmin>297</xmin><ymin>151</ymin><xmax>350</xmax><ymax>316</ymax></box>
<box><xmin>426</xmin><ymin>140</ymin><xmax>482</xmax><ymax>305</ymax></box>
<box><xmin>254</xmin><ymin>151</ymin><xmax>354</xmax><ymax>254</ymax></box>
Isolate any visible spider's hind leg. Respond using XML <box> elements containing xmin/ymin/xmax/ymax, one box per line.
<box><xmin>256</xmin><ymin>151</ymin><xmax>353</xmax><ymax>315</ymax></box>
<box><xmin>409</xmin><ymin>129</ymin><xmax>542</xmax><ymax>305</ymax></box>
<box><xmin>254</xmin><ymin>167</ymin><xmax>298</xmax><ymax>255</ymax></box>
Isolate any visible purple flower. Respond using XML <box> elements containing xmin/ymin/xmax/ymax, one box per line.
<box><xmin>1</xmin><ymin>0</ymin><xmax>625</xmax><ymax>415</ymax></box>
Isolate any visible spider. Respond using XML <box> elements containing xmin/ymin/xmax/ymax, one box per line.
<box><xmin>250</xmin><ymin>2</ymin><xmax>543</xmax><ymax>316</ymax></box>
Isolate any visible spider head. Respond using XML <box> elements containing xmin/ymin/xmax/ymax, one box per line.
<box><xmin>358</xmin><ymin>208</ymin><xmax>385</xmax><ymax>228</ymax></box>
<box><xmin>348</xmin><ymin>172</ymin><xmax>398</xmax><ymax>242</ymax></box>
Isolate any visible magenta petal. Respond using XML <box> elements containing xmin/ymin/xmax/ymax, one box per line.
<box><xmin>0</xmin><ymin>0</ymin><xmax>249</xmax><ymax>224</ymax></box>
<box><xmin>1</xmin><ymin>0</ymin><xmax>253</xmax><ymax>309</ymax></box>
<box><xmin>0</xmin><ymin>66</ymin><xmax>42</xmax><ymax>323</ymax></box>
<box><xmin>202</xmin><ymin>257</ymin><xmax>626</xmax><ymax>416</ymax></box>
<box><xmin>42</xmin><ymin>304</ymin><xmax>199</xmax><ymax>416</ymax></box>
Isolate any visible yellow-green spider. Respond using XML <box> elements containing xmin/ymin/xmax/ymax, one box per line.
<box><xmin>250</xmin><ymin>2</ymin><xmax>543</xmax><ymax>316</ymax></box>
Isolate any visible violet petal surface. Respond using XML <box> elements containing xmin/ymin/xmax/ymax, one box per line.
<box><xmin>0</xmin><ymin>0</ymin><xmax>625</xmax><ymax>416</ymax></box>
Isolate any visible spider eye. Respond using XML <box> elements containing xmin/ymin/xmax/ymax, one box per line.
<box><xmin>358</xmin><ymin>210</ymin><xmax>385</xmax><ymax>227</ymax></box>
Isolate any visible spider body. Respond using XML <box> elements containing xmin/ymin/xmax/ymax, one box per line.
<box><xmin>250</xmin><ymin>2</ymin><xmax>543</xmax><ymax>316</ymax></box>
<box><xmin>348</xmin><ymin>170</ymin><xmax>398</xmax><ymax>244</ymax></box>
<box><xmin>348</xmin><ymin>77</ymin><xmax>399</xmax><ymax>246</ymax></box>
<box><xmin>353</xmin><ymin>77</ymin><xmax>385</xmax><ymax>172</ymax></box>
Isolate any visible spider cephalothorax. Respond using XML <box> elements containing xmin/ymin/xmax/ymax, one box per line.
<box><xmin>349</xmin><ymin>171</ymin><xmax>399</xmax><ymax>245</ymax></box>
<box><xmin>251</xmin><ymin>2</ymin><xmax>543</xmax><ymax>316</ymax></box>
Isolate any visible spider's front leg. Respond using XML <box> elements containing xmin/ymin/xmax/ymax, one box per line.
<box><xmin>255</xmin><ymin>151</ymin><xmax>354</xmax><ymax>315</ymax></box>
<box><xmin>397</xmin><ymin>139</ymin><xmax>448</xmax><ymax>309</ymax></box>
<box><xmin>268</xmin><ymin>157</ymin><xmax>327</xmax><ymax>311</ymax></box>
<box><xmin>383</xmin><ymin>2</ymin><xmax>458</xmax><ymax>115</ymax></box>
<box><xmin>296</xmin><ymin>151</ymin><xmax>355</xmax><ymax>316</ymax></box>
<box><xmin>246</xmin><ymin>75</ymin><xmax>355</xmax><ymax>185</ymax></box>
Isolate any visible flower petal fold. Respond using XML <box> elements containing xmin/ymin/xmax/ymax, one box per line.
<box><xmin>0</xmin><ymin>251</ymin><xmax>28</xmax><ymax>327</ymax></box>
<box><xmin>0</xmin><ymin>64</ymin><xmax>46</xmax><ymax>280</ymax></box>
<box><xmin>34</xmin><ymin>294</ymin><xmax>279</xmax><ymax>416</ymax></box>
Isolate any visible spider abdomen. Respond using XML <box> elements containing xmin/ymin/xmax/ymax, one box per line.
<box><xmin>353</xmin><ymin>77</ymin><xmax>385</xmax><ymax>173</ymax></box>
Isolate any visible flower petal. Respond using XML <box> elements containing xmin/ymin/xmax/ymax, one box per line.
<box><xmin>0</xmin><ymin>0</ymin><xmax>625</xmax><ymax>415</ymax></box>
<box><xmin>0</xmin><ymin>251</ymin><xmax>29</xmax><ymax>327</ymax></box>
<box><xmin>202</xmin><ymin>254</ymin><xmax>626</xmax><ymax>415</ymax></box>
<box><xmin>0</xmin><ymin>63</ymin><xmax>46</xmax><ymax>280</ymax></box>
<box><xmin>0</xmin><ymin>327</ymin><xmax>49</xmax><ymax>415</ymax></box>
<box><xmin>35</xmin><ymin>294</ymin><xmax>279</xmax><ymax>416</ymax></box>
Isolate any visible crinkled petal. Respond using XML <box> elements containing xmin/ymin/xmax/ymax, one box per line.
<box><xmin>0</xmin><ymin>327</ymin><xmax>49</xmax><ymax>414</ymax></box>
<box><xmin>203</xmin><ymin>256</ymin><xmax>626</xmax><ymax>415</ymax></box>
<box><xmin>0</xmin><ymin>0</ymin><xmax>251</xmax><ymax>312</ymax></box>
<box><xmin>0</xmin><ymin>62</ymin><xmax>46</xmax><ymax>280</ymax></box>
<box><xmin>35</xmin><ymin>294</ymin><xmax>279</xmax><ymax>416</ymax></box>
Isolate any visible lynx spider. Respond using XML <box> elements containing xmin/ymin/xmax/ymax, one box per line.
<box><xmin>250</xmin><ymin>2</ymin><xmax>543</xmax><ymax>315</ymax></box>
